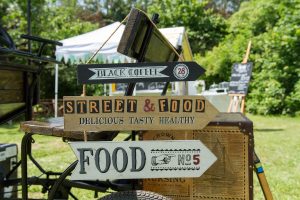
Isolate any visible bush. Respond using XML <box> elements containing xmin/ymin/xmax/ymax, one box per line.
<box><xmin>196</xmin><ymin>0</ymin><xmax>300</xmax><ymax>115</ymax></box>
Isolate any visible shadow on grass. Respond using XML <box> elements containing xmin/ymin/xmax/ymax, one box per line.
<box><xmin>254</xmin><ymin>128</ymin><xmax>284</xmax><ymax>132</ymax></box>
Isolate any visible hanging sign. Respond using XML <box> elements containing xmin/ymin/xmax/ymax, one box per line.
<box><xmin>63</xmin><ymin>96</ymin><xmax>219</xmax><ymax>132</ymax></box>
<box><xmin>228</xmin><ymin>62</ymin><xmax>253</xmax><ymax>95</ymax></box>
<box><xmin>69</xmin><ymin>140</ymin><xmax>217</xmax><ymax>180</ymax></box>
<box><xmin>77</xmin><ymin>62</ymin><xmax>205</xmax><ymax>84</ymax></box>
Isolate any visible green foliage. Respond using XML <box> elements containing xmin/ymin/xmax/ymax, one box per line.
<box><xmin>148</xmin><ymin>0</ymin><xmax>227</xmax><ymax>54</ymax></box>
<box><xmin>208</xmin><ymin>0</ymin><xmax>249</xmax><ymax>17</ymax></box>
<box><xmin>196</xmin><ymin>0</ymin><xmax>300</xmax><ymax>115</ymax></box>
<box><xmin>1</xmin><ymin>0</ymin><xmax>98</xmax><ymax>99</ymax></box>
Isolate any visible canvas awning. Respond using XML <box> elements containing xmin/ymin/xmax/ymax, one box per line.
<box><xmin>55</xmin><ymin>22</ymin><xmax>188</xmax><ymax>64</ymax></box>
<box><xmin>54</xmin><ymin>22</ymin><xmax>192</xmax><ymax>117</ymax></box>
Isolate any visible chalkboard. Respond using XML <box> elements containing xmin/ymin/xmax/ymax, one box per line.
<box><xmin>228</xmin><ymin>62</ymin><xmax>253</xmax><ymax>95</ymax></box>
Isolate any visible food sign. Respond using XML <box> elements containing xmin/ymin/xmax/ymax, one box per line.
<box><xmin>63</xmin><ymin>96</ymin><xmax>219</xmax><ymax>131</ymax></box>
<box><xmin>70</xmin><ymin>140</ymin><xmax>217</xmax><ymax>180</ymax></box>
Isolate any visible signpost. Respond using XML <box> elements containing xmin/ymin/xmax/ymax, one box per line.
<box><xmin>69</xmin><ymin>140</ymin><xmax>217</xmax><ymax>180</ymax></box>
<box><xmin>63</xmin><ymin>96</ymin><xmax>219</xmax><ymax>132</ymax></box>
<box><xmin>77</xmin><ymin>61</ymin><xmax>204</xmax><ymax>84</ymax></box>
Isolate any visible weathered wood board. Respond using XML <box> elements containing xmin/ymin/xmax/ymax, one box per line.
<box><xmin>0</xmin><ymin>70</ymin><xmax>24</xmax><ymax>104</ymax></box>
<box><xmin>0</xmin><ymin>70</ymin><xmax>23</xmax><ymax>90</ymax></box>
<box><xmin>63</xmin><ymin>96</ymin><xmax>219</xmax><ymax>132</ymax></box>
<box><xmin>141</xmin><ymin>113</ymin><xmax>253</xmax><ymax>200</ymax></box>
<box><xmin>0</xmin><ymin>69</ymin><xmax>26</xmax><ymax>123</ymax></box>
<box><xmin>117</xmin><ymin>8</ymin><xmax>178</xmax><ymax>62</ymax></box>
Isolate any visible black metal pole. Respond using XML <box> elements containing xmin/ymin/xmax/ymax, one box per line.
<box><xmin>25</xmin><ymin>0</ymin><xmax>32</xmax><ymax>121</ymax></box>
<box><xmin>27</xmin><ymin>0</ymin><xmax>31</xmax><ymax>53</ymax></box>
<box><xmin>124</xmin><ymin>13</ymin><xmax>160</xmax><ymax>96</ymax></box>
<box><xmin>21</xmin><ymin>133</ymin><xmax>34</xmax><ymax>200</ymax></box>
<box><xmin>124</xmin><ymin>14</ymin><xmax>160</xmax><ymax>190</ymax></box>
<box><xmin>161</xmin><ymin>46</ymin><xmax>182</xmax><ymax>96</ymax></box>
<box><xmin>126</xmin><ymin>13</ymin><xmax>159</xmax><ymax>145</ymax></box>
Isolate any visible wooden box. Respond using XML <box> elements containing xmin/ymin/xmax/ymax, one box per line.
<box><xmin>140</xmin><ymin>113</ymin><xmax>253</xmax><ymax>200</ymax></box>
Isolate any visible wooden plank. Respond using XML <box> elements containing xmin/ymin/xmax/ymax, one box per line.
<box><xmin>0</xmin><ymin>70</ymin><xmax>23</xmax><ymax>90</ymax></box>
<box><xmin>0</xmin><ymin>90</ymin><xmax>24</xmax><ymax>103</ymax></box>
<box><xmin>0</xmin><ymin>61</ymin><xmax>39</xmax><ymax>73</ymax></box>
<box><xmin>63</xmin><ymin>96</ymin><xmax>219</xmax><ymax>132</ymax></box>
<box><xmin>117</xmin><ymin>8</ymin><xmax>178</xmax><ymax>62</ymax></box>
<box><xmin>19</xmin><ymin>119</ymin><xmax>118</xmax><ymax>141</ymax></box>
<box><xmin>69</xmin><ymin>140</ymin><xmax>217</xmax><ymax>180</ymax></box>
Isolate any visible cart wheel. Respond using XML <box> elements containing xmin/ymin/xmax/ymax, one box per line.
<box><xmin>99</xmin><ymin>190</ymin><xmax>172</xmax><ymax>200</ymax></box>
<box><xmin>48</xmin><ymin>161</ymin><xmax>77</xmax><ymax>200</ymax></box>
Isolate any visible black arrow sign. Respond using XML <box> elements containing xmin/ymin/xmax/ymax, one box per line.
<box><xmin>77</xmin><ymin>62</ymin><xmax>205</xmax><ymax>84</ymax></box>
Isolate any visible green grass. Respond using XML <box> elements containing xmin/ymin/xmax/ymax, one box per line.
<box><xmin>250</xmin><ymin>114</ymin><xmax>300</xmax><ymax>200</ymax></box>
<box><xmin>0</xmin><ymin>115</ymin><xmax>299</xmax><ymax>199</ymax></box>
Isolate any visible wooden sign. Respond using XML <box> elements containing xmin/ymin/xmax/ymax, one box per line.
<box><xmin>228</xmin><ymin>62</ymin><xmax>253</xmax><ymax>95</ymax></box>
<box><xmin>117</xmin><ymin>8</ymin><xmax>178</xmax><ymax>62</ymax></box>
<box><xmin>77</xmin><ymin>62</ymin><xmax>204</xmax><ymax>84</ymax></box>
<box><xmin>69</xmin><ymin>140</ymin><xmax>217</xmax><ymax>180</ymax></box>
<box><xmin>63</xmin><ymin>96</ymin><xmax>219</xmax><ymax>131</ymax></box>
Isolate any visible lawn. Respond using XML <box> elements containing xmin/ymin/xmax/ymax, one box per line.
<box><xmin>0</xmin><ymin>114</ymin><xmax>299</xmax><ymax>199</ymax></box>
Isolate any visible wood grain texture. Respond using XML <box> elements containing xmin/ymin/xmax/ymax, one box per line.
<box><xmin>0</xmin><ymin>70</ymin><xmax>23</xmax><ymax>90</ymax></box>
<box><xmin>141</xmin><ymin>113</ymin><xmax>253</xmax><ymax>200</ymax></box>
<box><xmin>20</xmin><ymin>119</ymin><xmax>118</xmax><ymax>141</ymax></box>
<box><xmin>117</xmin><ymin>8</ymin><xmax>178</xmax><ymax>62</ymax></box>
<box><xmin>63</xmin><ymin>96</ymin><xmax>219</xmax><ymax>132</ymax></box>
<box><xmin>0</xmin><ymin>90</ymin><xmax>24</xmax><ymax>103</ymax></box>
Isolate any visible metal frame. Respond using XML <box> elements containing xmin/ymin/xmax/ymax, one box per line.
<box><xmin>0</xmin><ymin>22</ymin><xmax>66</xmax><ymax>199</ymax></box>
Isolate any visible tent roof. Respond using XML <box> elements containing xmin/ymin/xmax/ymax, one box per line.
<box><xmin>56</xmin><ymin>22</ymin><xmax>185</xmax><ymax>64</ymax></box>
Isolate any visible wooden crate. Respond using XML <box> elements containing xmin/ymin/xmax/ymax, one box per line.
<box><xmin>140</xmin><ymin>113</ymin><xmax>253</xmax><ymax>200</ymax></box>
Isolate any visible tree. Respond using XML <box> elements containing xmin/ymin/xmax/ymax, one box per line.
<box><xmin>148</xmin><ymin>0</ymin><xmax>227</xmax><ymax>54</ymax></box>
<box><xmin>196</xmin><ymin>0</ymin><xmax>300</xmax><ymax>115</ymax></box>
<box><xmin>1</xmin><ymin>0</ymin><xmax>98</xmax><ymax>98</ymax></box>
<box><xmin>207</xmin><ymin>0</ymin><xmax>249</xmax><ymax>17</ymax></box>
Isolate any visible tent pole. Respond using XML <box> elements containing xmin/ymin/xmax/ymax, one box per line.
<box><xmin>54</xmin><ymin>64</ymin><xmax>58</xmax><ymax>117</ymax></box>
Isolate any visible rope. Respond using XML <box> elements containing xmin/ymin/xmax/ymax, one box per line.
<box><xmin>81</xmin><ymin>14</ymin><xmax>129</xmax><ymax>97</ymax></box>
<box><xmin>80</xmin><ymin>14</ymin><xmax>129</xmax><ymax>142</ymax></box>
<box><xmin>85</xmin><ymin>15</ymin><xmax>129</xmax><ymax>64</ymax></box>
<box><xmin>79</xmin><ymin>8</ymin><xmax>186</xmax><ymax>141</ymax></box>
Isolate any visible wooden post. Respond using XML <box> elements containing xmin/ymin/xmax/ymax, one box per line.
<box><xmin>81</xmin><ymin>84</ymin><xmax>88</xmax><ymax>142</ymax></box>
<box><xmin>254</xmin><ymin>152</ymin><xmax>274</xmax><ymax>200</ymax></box>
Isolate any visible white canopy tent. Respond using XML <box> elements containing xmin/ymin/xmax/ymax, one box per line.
<box><xmin>54</xmin><ymin>22</ymin><xmax>189</xmax><ymax>117</ymax></box>
<box><xmin>56</xmin><ymin>22</ymin><xmax>186</xmax><ymax>64</ymax></box>
<box><xmin>56</xmin><ymin>22</ymin><xmax>132</xmax><ymax>64</ymax></box>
